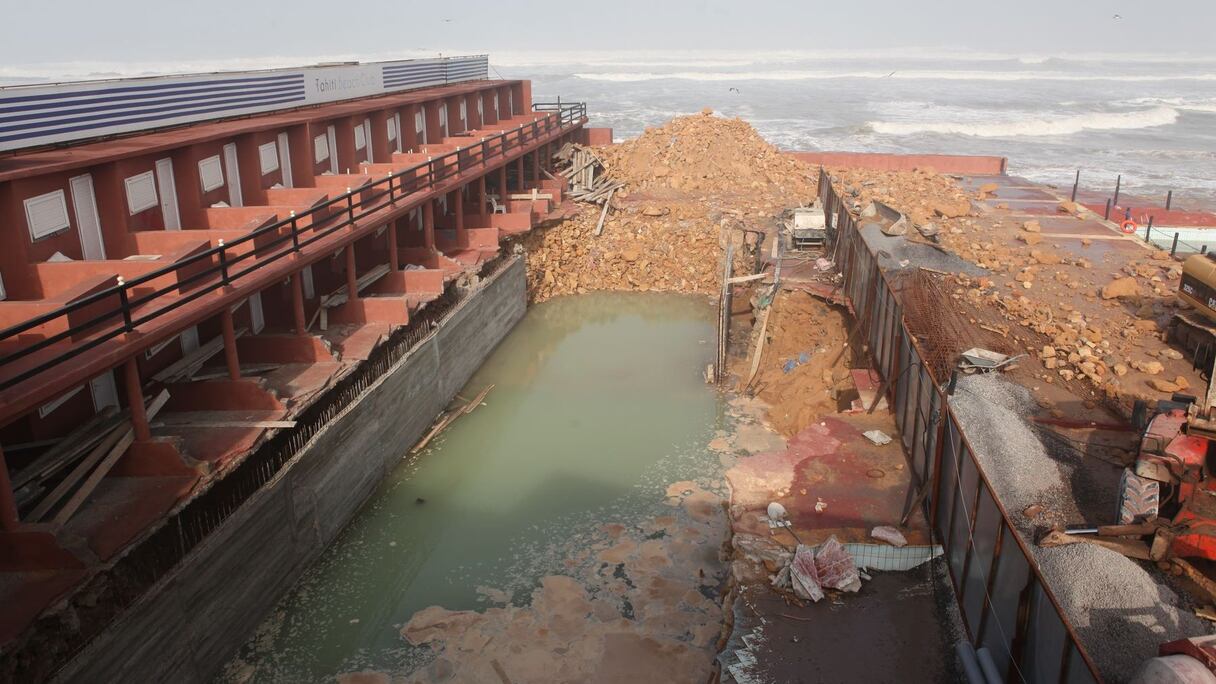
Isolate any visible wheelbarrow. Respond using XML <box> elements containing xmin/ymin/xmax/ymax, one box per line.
<box><xmin>958</xmin><ymin>347</ymin><xmax>1024</xmax><ymax>374</ymax></box>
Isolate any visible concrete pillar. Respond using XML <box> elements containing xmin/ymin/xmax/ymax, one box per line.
<box><xmin>498</xmin><ymin>166</ymin><xmax>508</xmax><ymax>202</ymax></box>
<box><xmin>123</xmin><ymin>357</ymin><xmax>152</xmax><ymax>443</ymax></box>
<box><xmin>478</xmin><ymin>176</ymin><xmax>488</xmax><ymax>217</ymax></box>
<box><xmin>0</xmin><ymin>445</ymin><xmax>18</xmax><ymax>531</ymax></box>
<box><xmin>532</xmin><ymin>149</ymin><xmax>540</xmax><ymax>183</ymax></box>
<box><xmin>423</xmin><ymin>200</ymin><xmax>436</xmax><ymax>250</ymax></box>
<box><xmin>291</xmin><ymin>271</ymin><xmax>307</xmax><ymax>336</ymax></box>
<box><xmin>221</xmin><ymin>309</ymin><xmax>240</xmax><ymax>381</ymax></box>
<box><xmin>515</xmin><ymin>157</ymin><xmax>524</xmax><ymax>190</ymax></box>
<box><xmin>345</xmin><ymin>244</ymin><xmax>358</xmax><ymax>299</ymax></box>
<box><xmin>388</xmin><ymin>221</ymin><xmax>400</xmax><ymax>270</ymax></box>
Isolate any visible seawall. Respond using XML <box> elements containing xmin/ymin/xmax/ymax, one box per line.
<box><xmin>52</xmin><ymin>257</ymin><xmax>528</xmax><ymax>683</ymax></box>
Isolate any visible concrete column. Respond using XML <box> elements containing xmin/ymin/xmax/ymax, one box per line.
<box><xmin>221</xmin><ymin>309</ymin><xmax>240</xmax><ymax>381</ymax></box>
<box><xmin>498</xmin><ymin>166</ymin><xmax>508</xmax><ymax>202</ymax></box>
<box><xmin>123</xmin><ymin>357</ymin><xmax>152</xmax><ymax>443</ymax></box>
<box><xmin>345</xmin><ymin>244</ymin><xmax>358</xmax><ymax>299</ymax></box>
<box><xmin>515</xmin><ymin>157</ymin><xmax>524</xmax><ymax>190</ymax></box>
<box><xmin>388</xmin><ymin>221</ymin><xmax>400</xmax><ymax>271</ymax></box>
<box><xmin>423</xmin><ymin>200</ymin><xmax>436</xmax><ymax>250</ymax></box>
<box><xmin>478</xmin><ymin>176</ymin><xmax>488</xmax><ymax>217</ymax></box>
<box><xmin>291</xmin><ymin>271</ymin><xmax>307</xmax><ymax>336</ymax></box>
<box><xmin>0</xmin><ymin>445</ymin><xmax>18</xmax><ymax>531</ymax></box>
<box><xmin>532</xmin><ymin>149</ymin><xmax>540</xmax><ymax>183</ymax></box>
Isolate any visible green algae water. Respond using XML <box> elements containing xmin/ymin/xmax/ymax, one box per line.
<box><xmin>222</xmin><ymin>292</ymin><xmax>728</xmax><ymax>682</ymax></box>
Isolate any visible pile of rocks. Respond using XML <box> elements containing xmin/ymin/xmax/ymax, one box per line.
<box><xmin>829</xmin><ymin>167</ymin><xmax>974</xmax><ymax>229</ymax></box>
<box><xmin>599</xmin><ymin>109</ymin><xmax>818</xmax><ymax>198</ymax></box>
<box><xmin>521</xmin><ymin>111</ymin><xmax>817</xmax><ymax>303</ymax></box>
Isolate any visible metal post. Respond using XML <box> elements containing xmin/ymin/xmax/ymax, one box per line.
<box><xmin>1172</xmin><ymin>232</ymin><xmax>1180</xmax><ymax>257</ymax></box>
<box><xmin>218</xmin><ymin>240</ymin><xmax>230</xmax><ymax>286</ymax></box>
<box><xmin>221</xmin><ymin>309</ymin><xmax>240</xmax><ymax>381</ymax></box>
<box><xmin>0</xmin><ymin>445</ymin><xmax>19</xmax><ymax>531</ymax></box>
<box><xmin>1167</xmin><ymin>190</ymin><xmax>1174</xmax><ymax>211</ymax></box>
<box><xmin>1104</xmin><ymin>199</ymin><xmax>1112</xmax><ymax>221</ymax></box>
<box><xmin>1071</xmin><ymin>169</ymin><xmax>1079</xmax><ymax>202</ymax></box>
<box><xmin>123</xmin><ymin>357</ymin><xmax>152</xmax><ymax>442</ymax></box>
<box><xmin>1146</xmin><ymin>216</ymin><xmax>1154</xmax><ymax>242</ymax></box>
<box><xmin>117</xmin><ymin>277</ymin><xmax>133</xmax><ymax>332</ymax></box>
<box><xmin>1113</xmin><ymin>174</ymin><xmax>1122</xmax><ymax>208</ymax></box>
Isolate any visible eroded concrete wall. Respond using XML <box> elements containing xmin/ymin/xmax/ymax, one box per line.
<box><xmin>54</xmin><ymin>257</ymin><xmax>527</xmax><ymax>683</ymax></box>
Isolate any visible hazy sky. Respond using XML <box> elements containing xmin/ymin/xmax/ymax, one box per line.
<box><xmin>4</xmin><ymin>0</ymin><xmax>1216</xmax><ymax>64</ymax></box>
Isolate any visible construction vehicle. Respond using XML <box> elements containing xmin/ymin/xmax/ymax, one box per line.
<box><xmin>1105</xmin><ymin>253</ymin><xmax>1216</xmax><ymax>560</ymax></box>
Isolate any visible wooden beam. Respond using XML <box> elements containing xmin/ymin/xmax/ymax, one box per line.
<box><xmin>151</xmin><ymin>328</ymin><xmax>248</xmax><ymax>384</ymax></box>
<box><xmin>30</xmin><ymin>390</ymin><xmax>169</xmax><ymax>523</ymax></box>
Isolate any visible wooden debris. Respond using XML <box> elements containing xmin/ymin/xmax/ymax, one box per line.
<box><xmin>29</xmin><ymin>390</ymin><xmax>170</xmax><ymax>524</ymax></box>
<box><xmin>152</xmin><ymin>329</ymin><xmax>249</xmax><ymax>384</ymax></box>
<box><xmin>411</xmin><ymin>385</ymin><xmax>495</xmax><ymax>453</ymax></box>
<box><xmin>318</xmin><ymin>263</ymin><xmax>393</xmax><ymax>330</ymax></box>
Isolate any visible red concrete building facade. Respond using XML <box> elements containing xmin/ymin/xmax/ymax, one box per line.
<box><xmin>0</xmin><ymin>58</ymin><xmax>589</xmax><ymax>662</ymax></box>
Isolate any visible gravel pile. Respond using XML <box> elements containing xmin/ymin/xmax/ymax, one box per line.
<box><xmin>1037</xmin><ymin>544</ymin><xmax>1210</xmax><ymax>682</ymax></box>
<box><xmin>948</xmin><ymin>374</ymin><xmax>1064</xmax><ymax>513</ymax></box>
<box><xmin>949</xmin><ymin>374</ymin><xmax>1214</xmax><ymax>681</ymax></box>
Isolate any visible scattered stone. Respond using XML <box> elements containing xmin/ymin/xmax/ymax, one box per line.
<box><xmin>1101</xmin><ymin>277</ymin><xmax>1140</xmax><ymax>300</ymax></box>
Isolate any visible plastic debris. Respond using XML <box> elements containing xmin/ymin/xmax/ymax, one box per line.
<box><xmin>871</xmin><ymin>525</ymin><xmax>908</xmax><ymax>548</ymax></box>
<box><xmin>815</xmin><ymin>257</ymin><xmax>834</xmax><ymax>271</ymax></box>
<box><xmin>814</xmin><ymin>499</ymin><xmax>827</xmax><ymax>513</ymax></box>
<box><xmin>781</xmin><ymin>351</ymin><xmax>812</xmax><ymax>373</ymax></box>
<box><xmin>767</xmin><ymin>501</ymin><xmax>788</xmax><ymax>521</ymax></box>
<box><xmin>863</xmin><ymin>429</ymin><xmax>892</xmax><ymax>445</ymax></box>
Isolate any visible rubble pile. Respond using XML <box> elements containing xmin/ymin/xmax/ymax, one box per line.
<box><xmin>599</xmin><ymin>109</ymin><xmax>818</xmax><ymax>196</ymax></box>
<box><xmin>521</xmin><ymin>202</ymin><xmax>737</xmax><ymax>302</ymax></box>
<box><xmin>827</xmin><ymin>168</ymin><xmax>1198</xmax><ymax>406</ymax></box>
<box><xmin>522</xmin><ymin>111</ymin><xmax>817</xmax><ymax>303</ymax></box>
<box><xmin>829</xmin><ymin>167</ymin><xmax>974</xmax><ymax>228</ymax></box>
<box><xmin>735</xmin><ymin>291</ymin><xmax>851</xmax><ymax>436</ymax></box>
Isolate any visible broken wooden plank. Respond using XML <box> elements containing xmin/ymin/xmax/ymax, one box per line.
<box><xmin>1038</xmin><ymin>528</ymin><xmax>1152</xmax><ymax>560</ymax></box>
<box><xmin>152</xmin><ymin>329</ymin><xmax>248</xmax><ymax>384</ymax></box>
<box><xmin>188</xmin><ymin>363</ymin><xmax>282</xmax><ymax>382</ymax></box>
<box><xmin>461</xmin><ymin>385</ymin><xmax>494</xmax><ymax>415</ymax></box>
<box><xmin>321</xmin><ymin>263</ymin><xmax>393</xmax><ymax>309</ymax></box>
<box><xmin>593</xmin><ymin>187</ymin><xmax>617</xmax><ymax>237</ymax></box>
<box><xmin>726</xmin><ymin>273</ymin><xmax>768</xmax><ymax>285</ymax></box>
<box><xmin>30</xmin><ymin>390</ymin><xmax>169</xmax><ymax>523</ymax></box>
<box><xmin>12</xmin><ymin>407</ymin><xmax>119</xmax><ymax>490</ymax></box>
<box><xmin>151</xmin><ymin>419</ymin><xmax>296</xmax><ymax>429</ymax></box>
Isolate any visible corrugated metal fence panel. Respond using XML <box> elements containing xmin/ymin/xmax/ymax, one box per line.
<box><xmin>820</xmin><ymin>168</ymin><xmax>1101</xmax><ymax>682</ymax></box>
<box><xmin>0</xmin><ymin>55</ymin><xmax>490</xmax><ymax>152</ymax></box>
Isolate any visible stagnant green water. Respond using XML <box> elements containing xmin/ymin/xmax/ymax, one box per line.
<box><xmin>223</xmin><ymin>292</ymin><xmax>727</xmax><ymax>682</ymax></box>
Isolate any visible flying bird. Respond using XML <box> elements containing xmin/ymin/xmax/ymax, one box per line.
<box><xmin>729</xmin><ymin>87</ymin><xmax>740</xmax><ymax>94</ymax></box>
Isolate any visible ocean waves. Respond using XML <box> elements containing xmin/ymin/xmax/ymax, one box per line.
<box><xmin>868</xmin><ymin>107</ymin><xmax>1182</xmax><ymax>138</ymax></box>
<box><xmin>573</xmin><ymin>70</ymin><xmax>1216</xmax><ymax>83</ymax></box>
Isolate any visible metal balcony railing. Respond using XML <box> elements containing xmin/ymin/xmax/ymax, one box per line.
<box><xmin>0</xmin><ymin>102</ymin><xmax>587</xmax><ymax>392</ymax></box>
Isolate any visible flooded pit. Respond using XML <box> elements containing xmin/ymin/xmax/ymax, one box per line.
<box><xmin>222</xmin><ymin>292</ymin><xmax>732</xmax><ymax>683</ymax></box>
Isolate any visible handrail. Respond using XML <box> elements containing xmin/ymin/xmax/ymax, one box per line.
<box><xmin>0</xmin><ymin>102</ymin><xmax>587</xmax><ymax>391</ymax></box>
